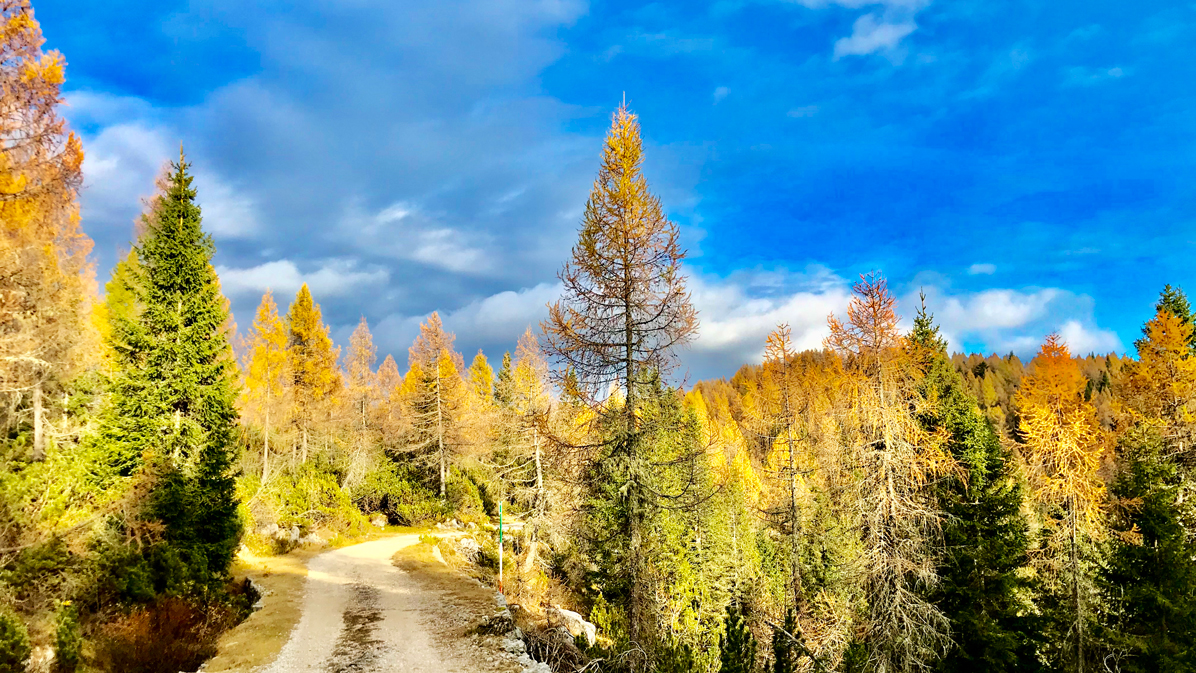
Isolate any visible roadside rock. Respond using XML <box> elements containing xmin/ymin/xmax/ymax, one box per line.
<box><xmin>454</xmin><ymin>536</ymin><xmax>481</xmax><ymax>562</ymax></box>
<box><xmin>547</xmin><ymin>606</ymin><xmax>597</xmax><ymax>647</ymax></box>
<box><xmin>479</xmin><ymin>608</ymin><xmax>514</xmax><ymax>635</ymax></box>
<box><xmin>300</xmin><ymin>532</ymin><xmax>328</xmax><ymax>548</ymax></box>
<box><xmin>370</xmin><ymin>513</ymin><xmax>388</xmax><ymax>528</ymax></box>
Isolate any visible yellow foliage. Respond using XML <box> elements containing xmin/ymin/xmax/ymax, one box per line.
<box><xmin>1016</xmin><ymin>334</ymin><xmax>1108</xmax><ymax>533</ymax></box>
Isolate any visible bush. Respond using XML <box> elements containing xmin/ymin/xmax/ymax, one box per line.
<box><xmin>54</xmin><ymin>602</ymin><xmax>82</xmax><ymax>673</ymax></box>
<box><xmin>354</xmin><ymin>461</ymin><xmax>443</xmax><ymax>525</ymax></box>
<box><xmin>0</xmin><ymin>611</ymin><xmax>30</xmax><ymax>673</ymax></box>
<box><xmin>266</xmin><ymin>460</ymin><xmax>368</xmax><ymax>535</ymax></box>
<box><xmin>97</xmin><ymin>596</ymin><xmax>235</xmax><ymax>673</ymax></box>
<box><xmin>446</xmin><ymin>469</ymin><xmax>485</xmax><ymax>522</ymax></box>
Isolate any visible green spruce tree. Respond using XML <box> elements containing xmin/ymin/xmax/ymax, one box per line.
<box><xmin>1151</xmin><ymin>284</ymin><xmax>1195</xmax><ymax>353</ymax></box>
<box><xmin>720</xmin><ymin>605</ymin><xmax>759</xmax><ymax>673</ymax></box>
<box><xmin>910</xmin><ymin>301</ymin><xmax>1040</xmax><ymax>672</ymax></box>
<box><xmin>1098</xmin><ymin>427</ymin><xmax>1196</xmax><ymax>672</ymax></box>
<box><xmin>93</xmin><ymin>151</ymin><xmax>241</xmax><ymax>589</ymax></box>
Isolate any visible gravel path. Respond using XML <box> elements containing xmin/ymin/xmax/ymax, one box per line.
<box><xmin>258</xmin><ymin>533</ymin><xmax>491</xmax><ymax>673</ymax></box>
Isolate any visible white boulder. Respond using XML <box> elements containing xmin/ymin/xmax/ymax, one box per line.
<box><xmin>547</xmin><ymin>606</ymin><xmax>597</xmax><ymax>647</ymax></box>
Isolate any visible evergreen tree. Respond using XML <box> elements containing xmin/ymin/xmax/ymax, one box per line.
<box><xmin>94</xmin><ymin>153</ymin><xmax>241</xmax><ymax>587</ymax></box>
<box><xmin>910</xmin><ymin>303</ymin><xmax>1040</xmax><ymax>672</ymax></box>
<box><xmin>770</xmin><ymin>609</ymin><xmax>799</xmax><ymax>673</ymax></box>
<box><xmin>1099</xmin><ymin>426</ymin><xmax>1196</xmax><ymax>672</ymax></box>
<box><xmin>720</xmin><ymin>605</ymin><xmax>759</xmax><ymax>673</ymax></box>
<box><xmin>494</xmin><ymin>351</ymin><xmax>513</xmax><ymax>406</ymax></box>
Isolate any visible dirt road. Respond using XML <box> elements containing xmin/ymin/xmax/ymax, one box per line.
<box><xmin>254</xmin><ymin>533</ymin><xmax>517</xmax><ymax>673</ymax></box>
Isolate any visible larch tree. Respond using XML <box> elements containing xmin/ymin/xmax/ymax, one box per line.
<box><xmin>346</xmin><ymin>316</ymin><xmax>378</xmax><ymax>433</ymax></box>
<box><xmin>825</xmin><ymin>273</ymin><xmax>951</xmax><ymax>673</ymax></box>
<box><xmin>541</xmin><ymin>103</ymin><xmax>698</xmax><ymax>658</ymax></box>
<box><xmin>92</xmin><ymin>152</ymin><xmax>241</xmax><ymax>587</ymax></box>
<box><xmin>286</xmin><ymin>283</ymin><xmax>341</xmax><ymax>463</ymax></box>
<box><xmin>374</xmin><ymin>353</ymin><xmax>402</xmax><ymax>443</ymax></box>
<box><xmin>403</xmin><ymin>315</ymin><xmax>469</xmax><ymax>499</ymax></box>
<box><xmin>1016</xmin><ymin>334</ymin><xmax>1107</xmax><ymax>673</ymax></box>
<box><xmin>243</xmin><ymin>290</ymin><xmax>289</xmax><ymax>481</ymax></box>
<box><xmin>0</xmin><ymin>0</ymin><xmax>91</xmax><ymax>459</ymax></box>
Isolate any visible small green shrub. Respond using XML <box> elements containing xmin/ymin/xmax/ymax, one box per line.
<box><xmin>354</xmin><ymin>461</ymin><xmax>443</xmax><ymax>525</ymax></box>
<box><xmin>266</xmin><ymin>461</ymin><xmax>368</xmax><ymax>535</ymax></box>
<box><xmin>446</xmin><ymin>470</ymin><xmax>485</xmax><ymax>522</ymax></box>
<box><xmin>0</xmin><ymin>611</ymin><xmax>30</xmax><ymax>673</ymax></box>
<box><xmin>54</xmin><ymin>602</ymin><xmax>83</xmax><ymax>673</ymax></box>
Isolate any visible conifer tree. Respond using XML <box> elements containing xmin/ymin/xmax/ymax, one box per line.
<box><xmin>1152</xmin><ymin>285</ymin><xmax>1194</xmax><ymax>353</ymax></box>
<box><xmin>826</xmin><ymin>274</ymin><xmax>951</xmax><ymax>673</ymax></box>
<box><xmin>1017</xmin><ymin>334</ymin><xmax>1107</xmax><ymax>673</ymax></box>
<box><xmin>244</xmin><ymin>290</ymin><xmax>289</xmax><ymax>481</ymax></box>
<box><xmin>720</xmin><ymin>605</ymin><xmax>759</xmax><ymax>673</ymax></box>
<box><xmin>1099</xmin><ymin>425</ymin><xmax>1196</xmax><ymax>672</ymax></box>
<box><xmin>94</xmin><ymin>152</ymin><xmax>240</xmax><ymax>586</ymax></box>
<box><xmin>909</xmin><ymin>303</ymin><xmax>1038</xmax><ymax>672</ymax></box>
<box><xmin>286</xmin><ymin>284</ymin><xmax>341</xmax><ymax>463</ymax></box>
<box><xmin>0</xmin><ymin>0</ymin><xmax>91</xmax><ymax>455</ymax></box>
<box><xmin>403</xmin><ymin>315</ymin><xmax>469</xmax><ymax>498</ymax></box>
<box><xmin>542</xmin><ymin>104</ymin><xmax>698</xmax><ymax>653</ymax></box>
<box><xmin>346</xmin><ymin>316</ymin><xmax>378</xmax><ymax>432</ymax></box>
<box><xmin>469</xmin><ymin>350</ymin><xmax>495</xmax><ymax>408</ymax></box>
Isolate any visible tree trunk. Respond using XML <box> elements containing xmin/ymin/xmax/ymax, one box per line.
<box><xmin>534</xmin><ymin>426</ymin><xmax>545</xmax><ymax>518</ymax></box>
<box><xmin>437</xmin><ymin>365</ymin><xmax>446</xmax><ymax>500</ymax></box>
<box><xmin>302</xmin><ymin>426</ymin><xmax>308</xmax><ymax>464</ymax></box>
<box><xmin>1072</xmin><ymin>500</ymin><xmax>1084</xmax><ymax>673</ymax></box>
<box><xmin>31</xmin><ymin>381</ymin><xmax>44</xmax><ymax>461</ymax></box>
<box><xmin>263</xmin><ymin>405</ymin><xmax>271</xmax><ymax>481</ymax></box>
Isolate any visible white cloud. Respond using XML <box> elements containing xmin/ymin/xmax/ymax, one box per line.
<box><xmin>967</xmin><ymin>263</ymin><xmax>996</xmax><ymax>275</ymax></box>
<box><xmin>348</xmin><ymin>201</ymin><xmax>492</xmax><ymax>275</ymax></box>
<box><xmin>372</xmin><ymin>282</ymin><xmax>561</xmax><ymax>363</ymax></box>
<box><xmin>682</xmin><ymin>266</ymin><xmax>852</xmax><ymax>378</ymax></box>
<box><xmin>74</xmin><ymin>98</ymin><xmax>259</xmax><ymax>243</ymax></box>
<box><xmin>1059</xmin><ymin>320</ymin><xmax>1123</xmax><ymax>355</ymax></box>
<box><xmin>713</xmin><ymin>86</ymin><xmax>730</xmax><ymax>104</ymax></box>
<box><xmin>217</xmin><ymin>259</ymin><xmax>388</xmax><ymax>299</ymax></box>
<box><xmin>912</xmin><ymin>285</ymin><xmax>1123</xmax><ymax>356</ymax></box>
<box><xmin>834</xmin><ymin>13</ymin><xmax>918</xmax><ymax>59</ymax></box>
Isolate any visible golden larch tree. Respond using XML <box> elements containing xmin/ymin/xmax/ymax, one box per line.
<box><xmin>826</xmin><ymin>273</ymin><xmax>951</xmax><ymax>673</ymax></box>
<box><xmin>541</xmin><ymin>103</ymin><xmax>699</xmax><ymax>654</ymax></box>
<box><xmin>1016</xmin><ymin>334</ymin><xmax>1107</xmax><ymax>673</ymax></box>
<box><xmin>346</xmin><ymin>316</ymin><xmax>378</xmax><ymax>433</ymax></box>
<box><xmin>243</xmin><ymin>289</ymin><xmax>289</xmax><ymax>480</ymax></box>
<box><xmin>286</xmin><ymin>283</ymin><xmax>341</xmax><ymax>463</ymax></box>
<box><xmin>0</xmin><ymin>0</ymin><xmax>92</xmax><ymax>459</ymax></box>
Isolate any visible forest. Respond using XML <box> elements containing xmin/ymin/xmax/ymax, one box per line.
<box><xmin>3</xmin><ymin>1</ymin><xmax>1195</xmax><ymax>672</ymax></box>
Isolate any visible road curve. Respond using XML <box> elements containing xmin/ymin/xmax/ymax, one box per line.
<box><xmin>258</xmin><ymin>533</ymin><xmax>474</xmax><ymax>673</ymax></box>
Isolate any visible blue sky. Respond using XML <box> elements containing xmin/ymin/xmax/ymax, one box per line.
<box><xmin>36</xmin><ymin>0</ymin><xmax>1196</xmax><ymax>380</ymax></box>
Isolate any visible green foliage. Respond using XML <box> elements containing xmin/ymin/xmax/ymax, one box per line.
<box><xmin>265</xmin><ymin>459</ymin><xmax>368</xmax><ymax>534</ymax></box>
<box><xmin>1098</xmin><ymin>425</ymin><xmax>1196</xmax><ymax>672</ymax></box>
<box><xmin>353</xmin><ymin>460</ymin><xmax>443</xmax><ymax>525</ymax></box>
<box><xmin>0</xmin><ymin>611</ymin><xmax>30</xmax><ymax>673</ymax></box>
<box><xmin>911</xmin><ymin>306</ymin><xmax>1040</xmax><ymax>672</ymax></box>
<box><xmin>656</xmin><ymin>639</ymin><xmax>699</xmax><ymax>673</ymax></box>
<box><xmin>770</xmin><ymin>610</ymin><xmax>798</xmax><ymax>673</ymax></box>
<box><xmin>1150</xmin><ymin>284</ymin><xmax>1196</xmax><ymax>353</ymax></box>
<box><xmin>719</xmin><ymin>605</ymin><xmax>758</xmax><ymax>673</ymax></box>
<box><xmin>446</xmin><ymin>468</ymin><xmax>486</xmax><ymax>522</ymax></box>
<box><xmin>54</xmin><ymin>601</ymin><xmax>82</xmax><ymax>672</ymax></box>
<box><xmin>90</xmin><ymin>155</ymin><xmax>241</xmax><ymax>591</ymax></box>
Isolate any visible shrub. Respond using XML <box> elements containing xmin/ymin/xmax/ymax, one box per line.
<box><xmin>266</xmin><ymin>461</ymin><xmax>368</xmax><ymax>535</ymax></box>
<box><xmin>354</xmin><ymin>461</ymin><xmax>443</xmax><ymax>525</ymax></box>
<box><xmin>97</xmin><ymin>596</ymin><xmax>235</xmax><ymax>673</ymax></box>
<box><xmin>0</xmin><ymin>611</ymin><xmax>30</xmax><ymax>673</ymax></box>
<box><xmin>54</xmin><ymin>602</ymin><xmax>82</xmax><ymax>673</ymax></box>
<box><xmin>446</xmin><ymin>469</ymin><xmax>485</xmax><ymax>522</ymax></box>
